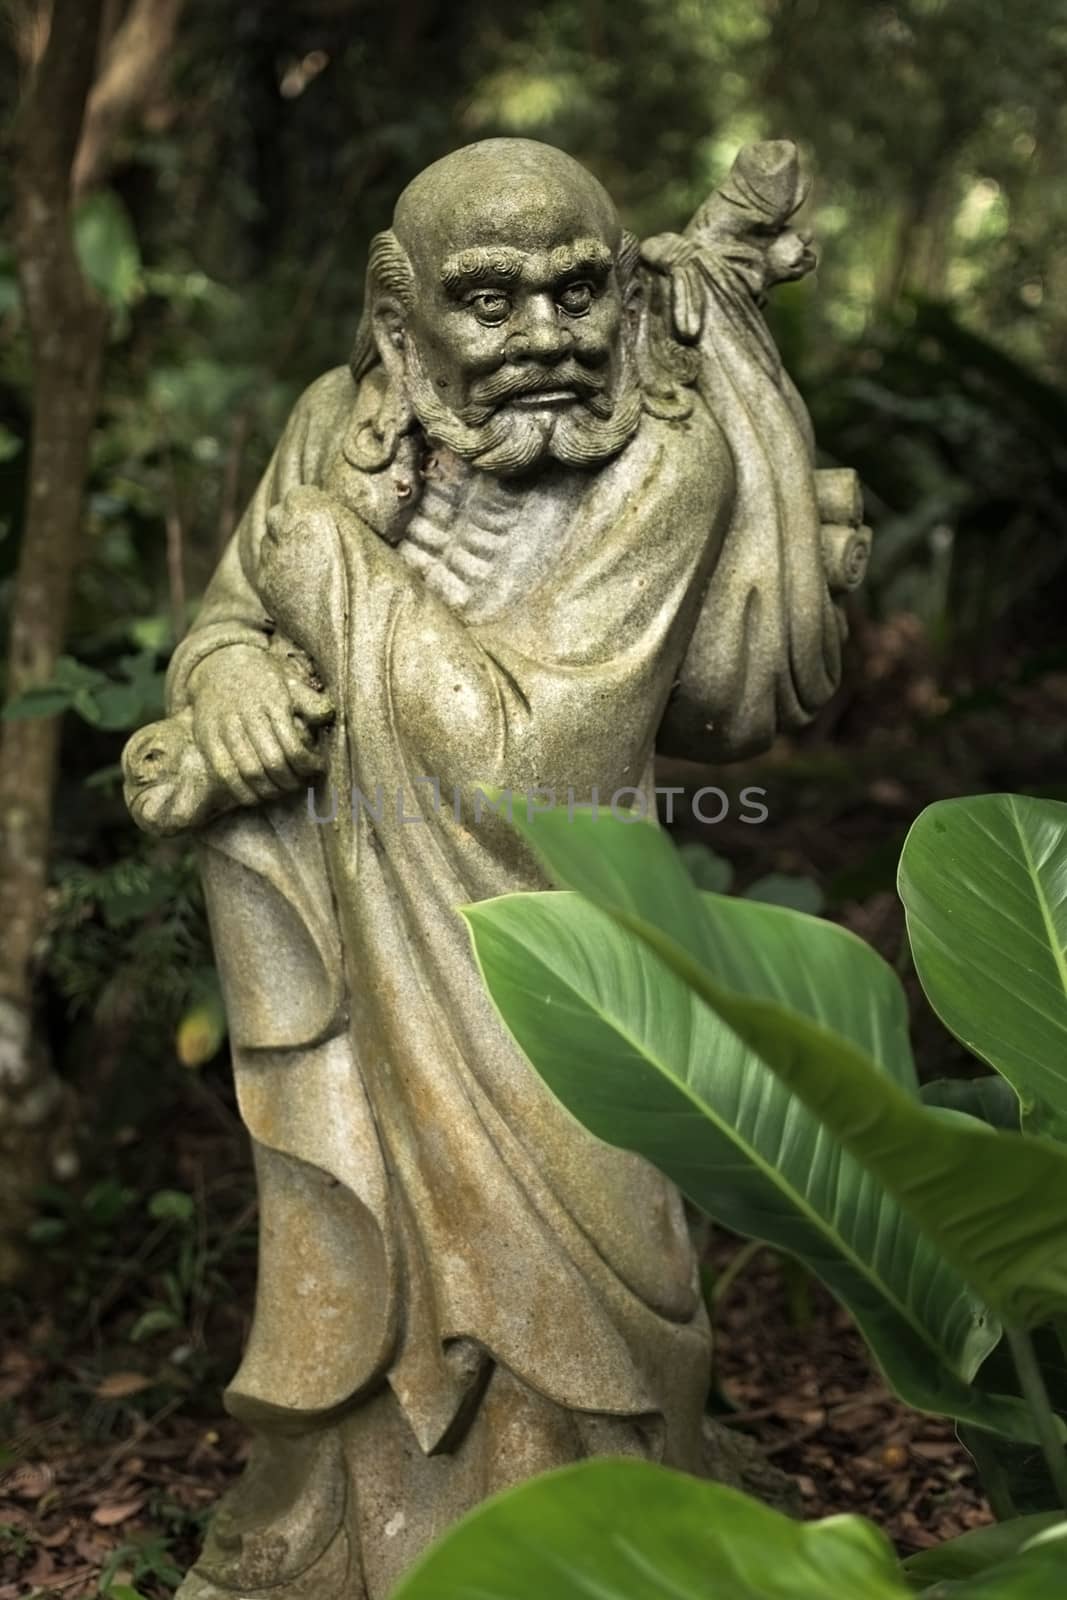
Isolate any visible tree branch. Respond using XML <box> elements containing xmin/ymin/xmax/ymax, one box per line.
<box><xmin>9</xmin><ymin>0</ymin><xmax>104</xmax><ymax>336</ymax></box>
<box><xmin>73</xmin><ymin>0</ymin><xmax>186</xmax><ymax>199</ymax></box>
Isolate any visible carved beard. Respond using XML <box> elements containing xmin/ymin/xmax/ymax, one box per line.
<box><xmin>402</xmin><ymin>340</ymin><xmax>643</xmax><ymax>475</ymax></box>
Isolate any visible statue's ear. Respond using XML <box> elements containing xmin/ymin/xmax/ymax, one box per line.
<box><xmin>371</xmin><ymin>296</ymin><xmax>407</xmax><ymax>386</ymax></box>
<box><xmin>623</xmin><ymin>273</ymin><xmax>643</xmax><ymax>338</ymax></box>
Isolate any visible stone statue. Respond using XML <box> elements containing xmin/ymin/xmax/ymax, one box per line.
<box><xmin>122</xmin><ymin>137</ymin><xmax>868</xmax><ymax>1599</ymax></box>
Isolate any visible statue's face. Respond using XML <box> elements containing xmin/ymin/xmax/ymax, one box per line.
<box><xmin>414</xmin><ymin>233</ymin><xmax>623</xmax><ymax>408</ymax></box>
<box><xmin>391</xmin><ymin>184</ymin><xmax>642</xmax><ymax>474</ymax></box>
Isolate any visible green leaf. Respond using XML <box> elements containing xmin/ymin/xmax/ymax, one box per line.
<box><xmin>53</xmin><ymin>656</ymin><xmax>109</xmax><ymax>691</ymax></box>
<box><xmin>392</xmin><ymin>1460</ymin><xmax>911</xmax><ymax>1600</ymax></box>
<box><xmin>492</xmin><ymin>807</ymin><xmax>1067</xmax><ymax>1336</ymax></box>
<box><xmin>899</xmin><ymin>795</ymin><xmax>1067</xmax><ymax>1137</ymax></box>
<box><xmin>130</xmin><ymin>1307</ymin><xmax>181</xmax><ymax>1342</ymax></box>
<box><xmin>117</xmin><ymin>650</ymin><xmax>166</xmax><ymax>694</ymax></box>
<box><xmin>678</xmin><ymin>840</ymin><xmax>734</xmax><ymax>892</ymax></box>
<box><xmin>2</xmin><ymin>655</ymin><xmax>148</xmax><ymax>724</ymax></box>
<box><xmin>2</xmin><ymin>686</ymin><xmax>74</xmax><ymax>720</ymax></box>
<box><xmin>960</xmin><ymin>1422</ymin><xmax>1053</xmax><ymax>1520</ymax></box>
<box><xmin>745</xmin><ymin>872</ymin><xmax>826</xmax><ymax>914</ymax></box>
<box><xmin>0</xmin><ymin>271</ymin><xmax>20</xmax><ymax>316</ymax></box>
<box><xmin>0</xmin><ymin>424</ymin><xmax>22</xmax><ymax>462</ymax></box>
<box><xmin>176</xmin><ymin>996</ymin><xmax>227</xmax><ymax>1068</ymax></box>
<box><xmin>72</xmin><ymin>686</ymin><xmax>104</xmax><ymax>725</ymax></box>
<box><xmin>85</xmin><ymin>1179</ymin><xmax>133</xmax><ymax>1224</ymax></box>
<box><xmin>902</xmin><ymin>1514</ymin><xmax>1063</xmax><ymax>1586</ymax></box>
<box><xmin>933</xmin><ymin>1523</ymin><xmax>1067</xmax><ymax>1597</ymax></box>
<box><xmin>958</xmin><ymin>1326</ymin><xmax>1067</xmax><ymax>1516</ymax></box>
<box><xmin>921</xmin><ymin>1077</ymin><xmax>1022</xmax><ymax>1131</ymax></box>
<box><xmin>128</xmin><ymin>615</ymin><xmax>174</xmax><ymax>654</ymax></box>
<box><xmin>148</xmin><ymin>1189</ymin><xmax>196</xmax><ymax>1224</ymax></box>
<box><xmin>27</xmin><ymin>1217</ymin><xmax>68</xmax><ymax>1245</ymax></box>
<box><xmin>464</xmin><ymin>829</ymin><xmax>1039</xmax><ymax>1441</ymax></box>
<box><xmin>74</xmin><ymin>190</ymin><xmax>142</xmax><ymax>308</ymax></box>
<box><xmin>89</xmin><ymin>683</ymin><xmax>147</xmax><ymax>730</ymax></box>
<box><xmin>85</xmin><ymin>763</ymin><xmax>124</xmax><ymax>791</ymax></box>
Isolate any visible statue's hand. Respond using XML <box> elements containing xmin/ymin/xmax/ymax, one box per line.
<box><xmin>188</xmin><ymin>644</ymin><xmax>334</xmax><ymax>806</ymax></box>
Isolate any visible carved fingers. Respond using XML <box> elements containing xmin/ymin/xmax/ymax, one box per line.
<box><xmin>203</xmin><ymin>707</ymin><xmax>311</xmax><ymax>802</ymax></box>
<box><xmin>189</xmin><ymin>647</ymin><xmax>334</xmax><ymax>809</ymax></box>
<box><xmin>639</xmin><ymin>233</ymin><xmax>706</xmax><ymax>344</ymax></box>
<box><xmin>287</xmin><ymin>677</ymin><xmax>335</xmax><ymax>729</ymax></box>
<box><xmin>198</xmin><ymin>715</ymin><xmax>269</xmax><ymax>805</ymax></box>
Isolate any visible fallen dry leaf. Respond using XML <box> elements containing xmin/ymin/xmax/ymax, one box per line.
<box><xmin>1</xmin><ymin>1459</ymin><xmax>54</xmax><ymax>1499</ymax></box>
<box><xmin>0</xmin><ymin>1349</ymin><xmax>40</xmax><ymax>1402</ymax></box>
<box><xmin>90</xmin><ymin>1497</ymin><xmax>145</xmax><ymax>1527</ymax></box>
<box><xmin>20</xmin><ymin>1547</ymin><xmax>57</xmax><ymax>1590</ymax></box>
<box><xmin>39</xmin><ymin>1519</ymin><xmax>76</xmax><ymax>1548</ymax></box>
<box><xmin>93</xmin><ymin>1371</ymin><xmax>152</xmax><ymax>1400</ymax></box>
<box><xmin>910</xmin><ymin>1439</ymin><xmax>960</xmax><ymax>1461</ymax></box>
<box><xmin>73</xmin><ymin>1527</ymin><xmax>111</xmax><ymax>1563</ymax></box>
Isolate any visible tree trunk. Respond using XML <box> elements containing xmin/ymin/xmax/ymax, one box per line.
<box><xmin>0</xmin><ymin>0</ymin><xmax>184</xmax><ymax>1279</ymax></box>
<box><xmin>0</xmin><ymin>0</ymin><xmax>107</xmax><ymax>1280</ymax></box>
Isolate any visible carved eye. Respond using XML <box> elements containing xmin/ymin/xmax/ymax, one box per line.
<box><xmin>558</xmin><ymin>281</ymin><xmax>594</xmax><ymax>316</ymax></box>
<box><xmin>470</xmin><ymin>290</ymin><xmax>511</xmax><ymax>326</ymax></box>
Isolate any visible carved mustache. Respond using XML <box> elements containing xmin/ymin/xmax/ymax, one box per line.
<box><xmin>463</xmin><ymin>361</ymin><xmax>611</xmax><ymax>419</ymax></box>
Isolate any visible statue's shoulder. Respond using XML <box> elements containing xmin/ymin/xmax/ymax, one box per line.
<box><xmin>295</xmin><ymin>364</ymin><xmax>358</xmax><ymax>415</ymax></box>
<box><xmin>282</xmin><ymin>366</ymin><xmax>401</xmax><ymax>495</ymax></box>
<box><xmin>632</xmin><ymin>395</ymin><xmax>734</xmax><ymax>505</ymax></box>
<box><xmin>283</xmin><ymin>366</ymin><xmax>360</xmax><ymax>468</ymax></box>
<box><xmin>293</xmin><ymin>365</ymin><xmax>418</xmax><ymax>543</ymax></box>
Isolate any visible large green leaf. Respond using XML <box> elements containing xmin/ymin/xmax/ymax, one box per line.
<box><xmin>958</xmin><ymin>1325</ymin><xmax>1067</xmax><ymax>1516</ymax></box>
<box><xmin>902</xmin><ymin>1514</ymin><xmax>1064</xmax><ymax>1587</ymax></box>
<box><xmin>391</xmin><ymin>1460</ymin><xmax>911</xmax><ymax>1600</ymax></box>
<box><xmin>392</xmin><ymin>1460</ymin><xmax>1067</xmax><ymax>1599</ymax></box>
<box><xmin>921</xmin><ymin>1077</ymin><xmax>1022</xmax><ymax>1132</ymax></box>
<box><xmin>920</xmin><ymin>1523</ymin><xmax>1067</xmax><ymax>1598</ymax></box>
<box><xmin>488</xmin><ymin>808</ymin><xmax>1067</xmax><ymax>1335</ymax></box>
<box><xmin>464</xmin><ymin>848</ymin><xmax>1039</xmax><ymax>1441</ymax></box>
<box><xmin>899</xmin><ymin>794</ymin><xmax>1067</xmax><ymax>1137</ymax></box>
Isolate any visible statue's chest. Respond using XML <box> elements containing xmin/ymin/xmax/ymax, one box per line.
<box><xmin>396</xmin><ymin>457</ymin><xmax>585</xmax><ymax>625</ymax></box>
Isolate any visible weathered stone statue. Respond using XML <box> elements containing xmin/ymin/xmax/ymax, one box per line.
<box><xmin>123</xmin><ymin>137</ymin><xmax>868</xmax><ymax>1598</ymax></box>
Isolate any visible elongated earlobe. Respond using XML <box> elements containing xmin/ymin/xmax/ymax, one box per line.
<box><xmin>348</xmin><ymin>300</ymin><xmax>416</xmax><ymax>471</ymax></box>
<box><xmin>373</xmin><ymin>299</ymin><xmax>407</xmax><ymax>382</ymax></box>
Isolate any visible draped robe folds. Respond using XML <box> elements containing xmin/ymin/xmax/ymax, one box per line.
<box><xmin>164</xmin><ymin>271</ymin><xmax>847</xmax><ymax>1595</ymax></box>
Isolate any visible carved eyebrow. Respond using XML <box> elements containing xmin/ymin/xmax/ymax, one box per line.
<box><xmin>440</xmin><ymin>247</ymin><xmax>524</xmax><ymax>290</ymax></box>
<box><xmin>548</xmin><ymin>238</ymin><xmax>613</xmax><ymax>278</ymax></box>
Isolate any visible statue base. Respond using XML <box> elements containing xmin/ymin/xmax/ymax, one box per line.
<box><xmin>176</xmin><ymin>1364</ymin><xmax>706</xmax><ymax>1600</ymax></box>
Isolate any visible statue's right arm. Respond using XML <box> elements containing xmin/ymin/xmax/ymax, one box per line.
<box><xmin>164</xmin><ymin>370</ymin><xmax>351</xmax><ymax>805</ymax></box>
<box><xmin>167</xmin><ymin>369</ymin><xmax>355</xmax><ymax>705</ymax></box>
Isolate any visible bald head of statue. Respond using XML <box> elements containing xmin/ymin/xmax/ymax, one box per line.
<box><xmin>352</xmin><ymin>139</ymin><xmax>643</xmax><ymax>476</ymax></box>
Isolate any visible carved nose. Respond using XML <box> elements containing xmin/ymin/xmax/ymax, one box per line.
<box><xmin>507</xmin><ymin>298</ymin><xmax>571</xmax><ymax>362</ymax></box>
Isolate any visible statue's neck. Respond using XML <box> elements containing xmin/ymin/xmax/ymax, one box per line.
<box><xmin>398</xmin><ymin>446</ymin><xmax>582</xmax><ymax>622</ymax></box>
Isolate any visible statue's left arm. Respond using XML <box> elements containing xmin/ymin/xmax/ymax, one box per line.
<box><xmin>643</xmin><ymin>141</ymin><xmax>871</xmax><ymax>763</ymax></box>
